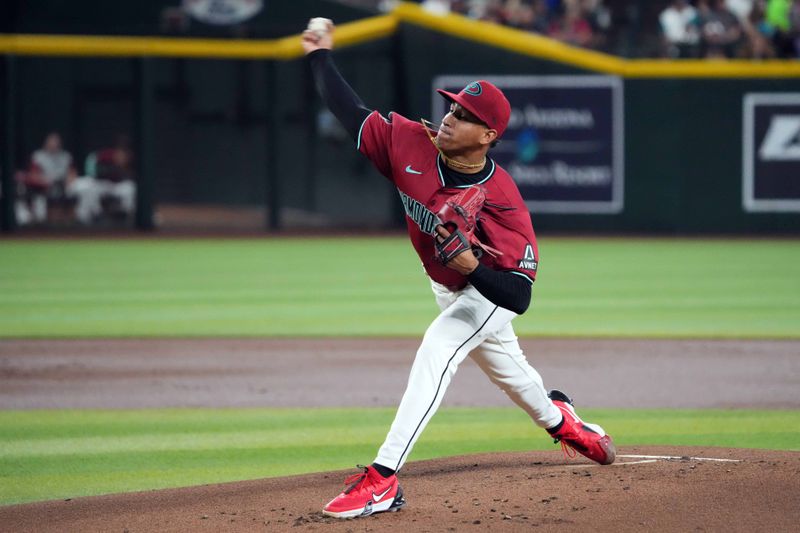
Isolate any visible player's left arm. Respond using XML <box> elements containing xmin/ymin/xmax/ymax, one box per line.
<box><xmin>435</xmin><ymin>226</ymin><xmax>532</xmax><ymax>314</ymax></box>
<box><xmin>468</xmin><ymin>263</ymin><xmax>532</xmax><ymax>314</ymax></box>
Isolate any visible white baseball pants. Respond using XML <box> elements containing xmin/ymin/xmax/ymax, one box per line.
<box><xmin>67</xmin><ymin>177</ymin><xmax>136</xmax><ymax>224</ymax></box>
<box><xmin>374</xmin><ymin>279</ymin><xmax>562</xmax><ymax>472</ymax></box>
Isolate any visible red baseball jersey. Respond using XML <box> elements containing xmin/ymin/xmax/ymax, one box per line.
<box><xmin>358</xmin><ymin>110</ymin><xmax>539</xmax><ymax>291</ymax></box>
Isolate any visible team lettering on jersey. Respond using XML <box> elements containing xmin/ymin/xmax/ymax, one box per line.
<box><xmin>518</xmin><ymin>243</ymin><xmax>538</xmax><ymax>271</ymax></box>
<box><xmin>357</xmin><ymin>111</ymin><xmax>539</xmax><ymax>288</ymax></box>
<box><xmin>398</xmin><ymin>189</ymin><xmax>439</xmax><ymax>236</ymax></box>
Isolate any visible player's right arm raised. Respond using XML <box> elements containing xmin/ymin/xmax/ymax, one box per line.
<box><xmin>303</xmin><ymin>19</ymin><xmax>372</xmax><ymax>142</ymax></box>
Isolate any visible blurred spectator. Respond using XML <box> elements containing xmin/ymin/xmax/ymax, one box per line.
<box><xmin>699</xmin><ymin>0</ymin><xmax>743</xmax><ymax>57</ymax></box>
<box><xmin>727</xmin><ymin>0</ymin><xmax>754</xmax><ymax>20</ymax></box>
<box><xmin>582</xmin><ymin>0</ymin><xmax>612</xmax><ymax>48</ymax></box>
<box><xmin>67</xmin><ymin>135</ymin><xmax>137</xmax><ymax>225</ymax></box>
<box><xmin>545</xmin><ymin>0</ymin><xmax>562</xmax><ymax>11</ymax></box>
<box><xmin>504</xmin><ymin>0</ymin><xmax>537</xmax><ymax>30</ymax></box>
<box><xmin>421</xmin><ymin>0</ymin><xmax>452</xmax><ymax>15</ymax></box>
<box><xmin>660</xmin><ymin>0</ymin><xmax>702</xmax><ymax>57</ymax></box>
<box><xmin>14</xmin><ymin>132</ymin><xmax>76</xmax><ymax>226</ymax></box>
<box><xmin>348</xmin><ymin>0</ymin><xmax>797</xmax><ymax>57</ymax></box>
<box><xmin>548</xmin><ymin>0</ymin><xmax>594</xmax><ymax>46</ymax></box>
<box><xmin>504</xmin><ymin>0</ymin><xmax>554</xmax><ymax>33</ymax></box>
<box><xmin>730</xmin><ymin>0</ymin><xmax>777</xmax><ymax>57</ymax></box>
<box><xmin>530</xmin><ymin>0</ymin><xmax>553</xmax><ymax>33</ymax></box>
<box><xmin>482</xmin><ymin>0</ymin><xmax>508</xmax><ymax>23</ymax></box>
<box><xmin>792</xmin><ymin>0</ymin><xmax>800</xmax><ymax>55</ymax></box>
<box><xmin>763</xmin><ymin>0</ymin><xmax>800</xmax><ymax>56</ymax></box>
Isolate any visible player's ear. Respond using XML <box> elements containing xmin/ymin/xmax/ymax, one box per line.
<box><xmin>480</xmin><ymin>129</ymin><xmax>498</xmax><ymax>147</ymax></box>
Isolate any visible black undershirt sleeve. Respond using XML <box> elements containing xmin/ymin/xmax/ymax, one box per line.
<box><xmin>307</xmin><ymin>49</ymin><xmax>372</xmax><ymax>141</ymax></box>
<box><xmin>467</xmin><ymin>263</ymin><xmax>532</xmax><ymax>314</ymax></box>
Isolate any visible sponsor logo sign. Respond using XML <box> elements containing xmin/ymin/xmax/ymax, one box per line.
<box><xmin>743</xmin><ymin>93</ymin><xmax>800</xmax><ymax>212</ymax></box>
<box><xmin>433</xmin><ymin>76</ymin><xmax>624</xmax><ymax>214</ymax></box>
<box><xmin>183</xmin><ymin>0</ymin><xmax>263</xmax><ymax>25</ymax></box>
<box><xmin>518</xmin><ymin>243</ymin><xmax>538</xmax><ymax>271</ymax></box>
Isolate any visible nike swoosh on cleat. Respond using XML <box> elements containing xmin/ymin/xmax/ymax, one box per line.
<box><xmin>372</xmin><ymin>486</ymin><xmax>393</xmax><ymax>503</ymax></box>
<box><xmin>405</xmin><ymin>165</ymin><xmax>422</xmax><ymax>174</ymax></box>
<box><xmin>582</xmin><ymin>424</ymin><xmax>599</xmax><ymax>434</ymax></box>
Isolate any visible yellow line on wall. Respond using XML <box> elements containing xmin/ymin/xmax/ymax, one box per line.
<box><xmin>0</xmin><ymin>33</ymin><xmax>274</xmax><ymax>58</ymax></box>
<box><xmin>0</xmin><ymin>2</ymin><xmax>797</xmax><ymax>78</ymax></box>
<box><xmin>0</xmin><ymin>15</ymin><xmax>397</xmax><ymax>59</ymax></box>
<box><xmin>623</xmin><ymin>59</ymin><xmax>799</xmax><ymax>78</ymax></box>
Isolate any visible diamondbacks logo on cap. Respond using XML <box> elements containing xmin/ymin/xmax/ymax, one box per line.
<box><xmin>464</xmin><ymin>82</ymin><xmax>482</xmax><ymax>96</ymax></box>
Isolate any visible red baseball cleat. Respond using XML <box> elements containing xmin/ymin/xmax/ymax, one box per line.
<box><xmin>322</xmin><ymin>465</ymin><xmax>406</xmax><ymax>519</ymax></box>
<box><xmin>548</xmin><ymin>390</ymin><xmax>616</xmax><ymax>465</ymax></box>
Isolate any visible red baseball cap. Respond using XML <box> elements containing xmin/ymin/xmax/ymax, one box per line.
<box><xmin>437</xmin><ymin>80</ymin><xmax>511</xmax><ymax>138</ymax></box>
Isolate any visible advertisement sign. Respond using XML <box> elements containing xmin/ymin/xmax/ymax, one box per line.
<box><xmin>183</xmin><ymin>0</ymin><xmax>263</xmax><ymax>25</ymax></box>
<box><xmin>432</xmin><ymin>75</ymin><xmax>624</xmax><ymax>214</ymax></box>
<box><xmin>743</xmin><ymin>93</ymin><xmax>800</xmax><ymax>212</ymax></box>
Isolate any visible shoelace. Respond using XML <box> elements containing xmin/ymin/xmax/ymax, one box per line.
<box><xmin>554</xmin><ymin>436</ymin><xmax>578</xmax><ymax>460</ymax></box>
<box><xmin>342</xmin><ymin>465</ymin><xmax>369</xmax><ymax>494</ymax></box>
<box><xmin>552</xmin><ymin>402</ymin><xmax>580</xmax><ymax>460</ymax></box>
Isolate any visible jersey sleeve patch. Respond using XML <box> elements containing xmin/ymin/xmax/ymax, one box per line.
<box><xmin>517</xmin><ymin>243</ymin><xmax>538</xmax><ymax>272</ymax></box>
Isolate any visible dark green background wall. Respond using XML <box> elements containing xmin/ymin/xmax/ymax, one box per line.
<box><xmin>394</xmin><ymin>25</ymin><xmax>800</xmax><ymax>234</ymax></box>
<box><xmin>3</xmin><ymin>2</ymin><xmax>799</xmax><ymax>233</ymax></box>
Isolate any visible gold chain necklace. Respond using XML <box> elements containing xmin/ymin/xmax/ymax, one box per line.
<box><xmin>421</xmin><ymin>119</ymin><xmax>486</xmax><ymax>171</ymax></box>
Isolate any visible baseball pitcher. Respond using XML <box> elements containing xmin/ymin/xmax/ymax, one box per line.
<box><xmin>302</xmin><ymin>18</ymin><xmax>616</xmax><ymax>520</ymax></box>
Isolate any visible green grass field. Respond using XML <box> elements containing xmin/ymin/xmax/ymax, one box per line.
<box><xmin>1</xmin><ymin>237</ymin><xmax>798</xmax><ymax>338</ymax></box>
<box><xmin>2</xmin><ymin>408</ymin><xmax>799</xmax><ymax>506</ymax></box>
<box><xmin>1</xmin><ymin>237</ymin><xmax>798</xmax><ymax>506</ymax></box>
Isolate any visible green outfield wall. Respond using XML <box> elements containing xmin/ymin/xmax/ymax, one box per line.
<box><xmin>395</xmin><ymin>24</ymin><xmax>800</xmax><ymax>233</ymax></box>
<box><xmin>2</xmin><ymin>2</ymin><xmax>799</xmax><ymax>233</ymax></box>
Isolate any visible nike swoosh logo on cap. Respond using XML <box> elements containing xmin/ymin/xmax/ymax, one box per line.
<box><xmin>372</xmin><ymin>486</ymin><xmax>393</xmax><ymax>503</ymax></box>
<box><xmin>405</xmin><ymin>165</ymin><xmax>422</xmax><ymax>174</ymax></box>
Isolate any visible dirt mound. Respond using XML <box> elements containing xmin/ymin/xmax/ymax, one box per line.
<box><xmin>2</xmin><ymin>447</ymin><xmax>798</xmax><ymax>532</ymax></box>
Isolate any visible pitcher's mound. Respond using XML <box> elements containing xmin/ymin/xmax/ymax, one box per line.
<box><xmin>3</xmin><ymin>447</ymin><xmax>798</xmax><ymax>532</ymax></box>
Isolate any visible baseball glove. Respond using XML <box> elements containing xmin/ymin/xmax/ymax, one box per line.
<box><xmin>434</xmin><ymin>186</ymin><xmax>502</xmax><ymax>264</ymax></box>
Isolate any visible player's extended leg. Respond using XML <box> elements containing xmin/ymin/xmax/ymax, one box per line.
<box><xmin>471</xmin><ymin>329</ymin><xmax>616</xmax><ymax>465</ymax></box>
<box><xmin>469</xmin><ymin>325</ymin><xmax>561</xmax><ymax>428</ymax></box>
<box><xmin>373</xmin><ymin>285</ymin><xmax>517</xmax><ymax>472</ymax></box>
<box><xmin>323</xmin><ymin>284</ymin><xmax>511</xmax><ymax>518</ymax></box>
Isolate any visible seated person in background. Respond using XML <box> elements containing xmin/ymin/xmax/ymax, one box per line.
<box><xmin>67</xmin><ymin>135</ymin><xmax>137</xmax><ymax>224</ymax></box>
<box><xmin>15</xmin><ymin>132</ymin><xmax>77</xmax><ymax>225</ymax></box>
<box><xmin>660</xmin><ymin>0</ymin><xmax>702</xmax><ymax>57</ymax></box>
<box><xmin>765</xmin><ymin>0</ymin><xmax>797</xmax><ymax>57</ymax></box>
<box><xmin>789</xmin><ymin>0</ymin><xmax>800</xmax><ymax>56</ymax></box>
<box><xmin>547</xmin><ymin>0</ymin><xmax>594</xmax><ymax>47</ymax></box>
<box><xmin>700</xmin><ymin>0</ymin><xmax>744</xmax><ymax>57</ymax></box>
<box><xmin>581</xmin><ymin>0</ymin><xmax>612</xmax><ymax>50</ymax></box>
<box><xmin>504</xmin><ymin>0</ymin><xmax>540</xmax><ymax>31</ymax></box>
<box><xmin>731</xmin><ymin>0</ymin><xmax>777</xmax><ymax>58</ymax></box>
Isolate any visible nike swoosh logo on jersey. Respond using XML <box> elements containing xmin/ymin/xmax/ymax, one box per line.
<box><xmin>372</xmin><ymin>486</ymin><xmax>393</xmax><ymax>503</ymax></box>
<box><xmin>405</xmin><ymin>165</ymin><xmax>423</xmax><ymax>174</ymax></box>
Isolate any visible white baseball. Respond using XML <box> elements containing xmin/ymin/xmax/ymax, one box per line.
<box><xmin>308</xmin><ymin>17</ymin><xmax>332</xmax><ymax>38</ymax></box>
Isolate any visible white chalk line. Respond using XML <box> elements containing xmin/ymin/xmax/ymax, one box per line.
<box><xmin>618</xmin><ymin>454</ymin><xmax>741</xmax><ymax>463</ymax></box>
<box><xmin>562</xmin><ymin>454</ymin><xmax>742</xmax><ymax>469</ymax></box>
<box><xmin>565</xmin><ymin>459</ymin><xmax>658</xmax><ymax>468</ymax></box>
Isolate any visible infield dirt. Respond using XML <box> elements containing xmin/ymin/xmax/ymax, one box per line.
<box><xmin>1</xmin><ymin>338</ymin><xmax>799</xmax><ymax>532</ymax></box>
<box><xmin>2</xmin><ymin>338</ymin><xmax>798</xmax><ymax>409</ymax></box>
<box><xmin>2</xmin><ymin>447</ymin><xmax>799</xmax><ymax>532</ymax></box>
